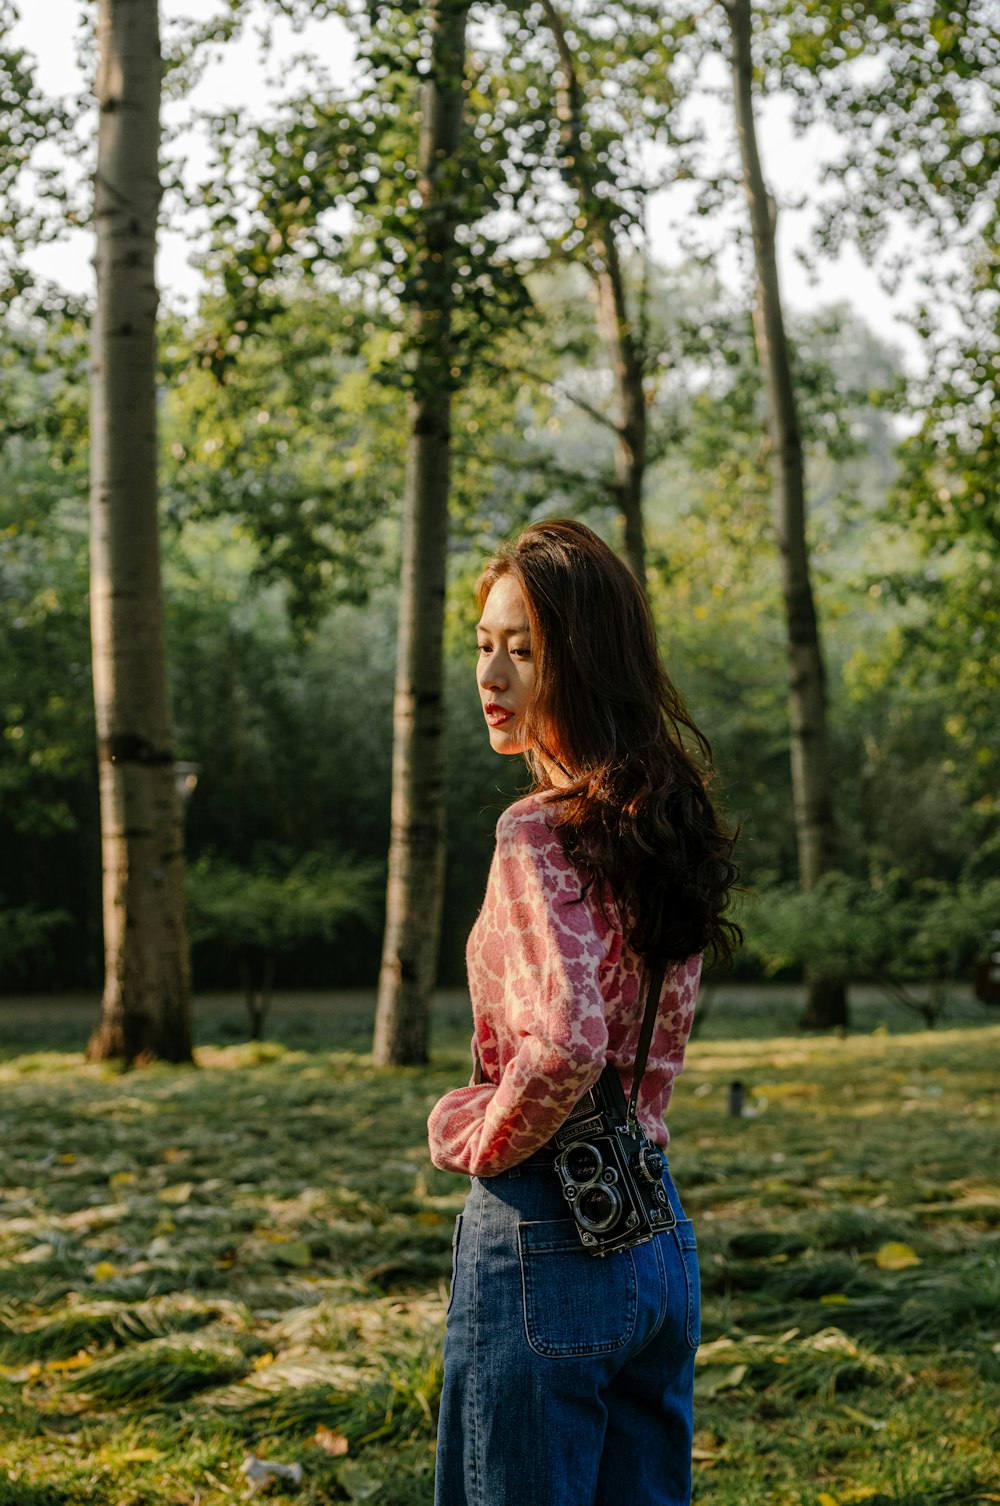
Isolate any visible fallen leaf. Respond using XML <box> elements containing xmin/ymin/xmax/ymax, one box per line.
<box><xmin>315</xmin><ymin>1425</ymin><xmax>350</xmax><ymax>1457</ymax></box>
<box><xmin>159</xmin><ymin>1182</ymin><xmax>193</xmax><ymax>1205</ymax></box>
<box><xmin>338</xmin><ymin>1461</ymin><xmax>381</xmax><ymax>1500</ymax></box>
<box><xmin>693</xmin><ymin>1363</ymin><xmax>747</xmax><ymax>1397</ymax></box>
<box><xmin>92</xmin><ymin>1262</ymin><xmax>118</xmax><ymax>1282</ymax></box>
<box><xmin>271</xmin><ymin>1240</ymin><xmax>312</xmax><ymax>1268</ymax></box>
<box><xmin>817</xmin><ymin>1494</ymin><xmax>840</xmax><ymax>1506</ymax></box>
<box><xmin>875</xmin><ymin>1241</ymin><xmax>921</xmax><ymax>1270</ymax></box>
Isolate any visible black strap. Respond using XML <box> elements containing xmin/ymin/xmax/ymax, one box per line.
<box><xmin>626</xmin><ymin>959</ymin><xmax>667</xmax><ymax>1129</ymax></box>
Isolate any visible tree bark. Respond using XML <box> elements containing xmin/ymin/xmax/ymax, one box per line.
<box><xmin>87</xmin><ymin>0</ymin><xmax>193</xmax><ymax>1065</ymax></box>
<box><xmin>724</xmin><ymin>0</ymin><xmax>847</xmax><ymax>1029</ymax></box>
<box><xmin>372</xmin><ymin>0</ymin><xmax>470</xmax><ymax>1067</ymax></box>
<box><xmin>540</xmin><ymin>0</ymin><xmax>648</xmax><ymax>586</ymax></box>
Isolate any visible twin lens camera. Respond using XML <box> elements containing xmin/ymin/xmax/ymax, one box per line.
<box><xmin>553</xmin><ymin>1067</ymin><xmax>676</xmax><ymax>1256</ymax></box>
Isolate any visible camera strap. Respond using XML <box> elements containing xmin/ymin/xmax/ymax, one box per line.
<box><xmin>624</xmin><ymin>959</ymin><xmax>667</xmax><ymax>1133</ymax></box>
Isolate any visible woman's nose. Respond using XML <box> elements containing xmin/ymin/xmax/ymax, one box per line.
<box><xmin>480</xmin><ymin>655</ymin><xmax>506</xmax><ymax>689</ymax></box>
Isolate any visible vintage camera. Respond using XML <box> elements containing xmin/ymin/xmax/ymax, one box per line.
<box><xmin>553</xmin><ymin>1067</ymin><xmax>676</xmax><ymax>1256</ymax></box>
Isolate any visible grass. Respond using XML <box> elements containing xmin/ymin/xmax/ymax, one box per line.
<box><xmin>0</xmin><ymin>986</ymin><xmax>998</xmax><ymax>1504</ymax></box>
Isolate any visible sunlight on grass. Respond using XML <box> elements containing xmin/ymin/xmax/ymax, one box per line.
<box><xmin>0</xmin><ymin>1001</ymin><xmax>997</xmax><ymax>1503</ymax></box>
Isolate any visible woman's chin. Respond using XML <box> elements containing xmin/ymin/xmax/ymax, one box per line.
<box><xmin>488</xmin><ymin>728</ymin><xmax>526</xmax><ymax>757</ymax></box>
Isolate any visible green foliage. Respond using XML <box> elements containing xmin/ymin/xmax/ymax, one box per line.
<box><xmin>0</xmin><ymin>904</ymin><xmax>72</xmax><ymax>983</ymax></box>
<box><xmin>186</xmin><ymin>850</ymin><xmax>382</xmax><ymax>955</ymax></box>
<box><xmin>745</xmin><ymin>871</ymin><xmax>1000</xmax><ymax>1024</ymax></box>
<box><xmin>0</xmin><ymin>10</ymin><xmax>82</xmax><ymax>297</ymax></box>
<box><xmin>162</xmin><ymin>294</ymin><xmax>403</xmax><ymax>628</ymax></box>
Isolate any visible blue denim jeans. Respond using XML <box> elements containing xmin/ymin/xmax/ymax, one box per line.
<box><xmin>434</xmin><ymin>1155</ymin><xmax>700</xmax><ymax>1506</ymax></box>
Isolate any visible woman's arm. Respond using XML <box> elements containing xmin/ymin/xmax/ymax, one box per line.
<box><xmin>427</xmin><ymin>806</ymin><xmax>612</xmax><ymax>1177</ymax></box>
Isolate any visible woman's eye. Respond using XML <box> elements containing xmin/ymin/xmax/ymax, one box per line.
<box><xmin>511</xmin><ymin>647</ymin><xmax>531</xmax><ymax>658</ymax></box>
<box><xmin>476</xmin><ymin>642</ymin><xmax>491</xmax><ymax>655</ymax></box>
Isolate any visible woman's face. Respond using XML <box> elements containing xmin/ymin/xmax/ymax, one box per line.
<box><xmin>476</xmin><ymin>575</ymin><xmax>536</xmax><ymax>757</ymax></box>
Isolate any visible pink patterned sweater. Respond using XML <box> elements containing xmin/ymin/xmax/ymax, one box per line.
<box><xmin>427</xmin><ymin>792</ymin><xmax>702</xmax><ymax>1178</ymax></box>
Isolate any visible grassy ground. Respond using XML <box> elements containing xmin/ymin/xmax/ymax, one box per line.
<box><xmin>1</xmin><ymin>988</ymin><xmax>998</xmax><ymax>1505</ymax></box>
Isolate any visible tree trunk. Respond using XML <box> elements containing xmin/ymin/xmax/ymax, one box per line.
<box><xmin>595</xmin><ymin>239</ymin><xmax>648</xmax><ymax>586</ymax></box>
<box><xmin>540</xmin><ymin>0</ymin><xmax>648</xmax><ymax>586</ymax></box>
<box><xmin>724</xmin><ymin>0</ymin><xmax>846</xmax><ymax>1030</ymax></box>
<box><xmin>239</xmin><ymin>953</ymin><xmax>275</xmax><ymax>1042</ymax></box>
<box><xmin>372</xmin><ymin>0</ymin><xmax>470</xmax><ymax>1067</ymax></box>
<box><xmin>87</xmin><ymin>0</ymin><xmax>193</xmax><ymax>1065</ymax></box>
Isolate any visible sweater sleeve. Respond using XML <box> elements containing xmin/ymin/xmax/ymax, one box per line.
<box><xmin>427</xmin><ymin>806</ymin><xmax>611</xmax><ymax>1177</ymax></box>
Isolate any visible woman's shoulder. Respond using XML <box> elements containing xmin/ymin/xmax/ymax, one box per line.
<box><xmin>495</xmin><ymin>790</ymin><xmax>560</xmax><ymax>844</ymax></box>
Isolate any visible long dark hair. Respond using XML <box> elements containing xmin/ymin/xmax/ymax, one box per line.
<box><xmin>479</xmin><ymin>518</ymin><xmax>742</xmax><ymax>967</ymax></box>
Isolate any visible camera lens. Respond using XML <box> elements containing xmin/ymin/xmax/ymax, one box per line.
<box><xmin>576</xmin><ymin>1182</ymin><xmax>621</xmax><ymax>1234</ymax></box>
<box><xmin>563</xmin><ymin>1142</ymin><xmax>602</xmax><ymax>1184</ymax></box>
<box><xmin>637</xmin><ymin>1145</ymin><xmax>665</xmax><ymax>1184</ymax></box>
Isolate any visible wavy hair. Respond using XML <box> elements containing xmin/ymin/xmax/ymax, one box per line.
<box><xmin>478</xmin><ymin>518</ymin><xmax>742</xmax><ymax>967</ymax></box>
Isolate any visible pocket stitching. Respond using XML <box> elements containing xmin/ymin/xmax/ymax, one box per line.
<box><xmin>518</xmin><ymin>1221</ymin><xmax>638</xmax><ymax>1359</ymax></box>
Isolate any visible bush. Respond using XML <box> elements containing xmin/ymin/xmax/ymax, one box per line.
<box><xmin>186</xmin><ymin>850</ymin><xmax>382</xmax><ymax>1036</ymax></box>
<box><xmin>743</xmin><ymin>871</ymin><xmax>1000</xmax><ymax>1026</ymax></box>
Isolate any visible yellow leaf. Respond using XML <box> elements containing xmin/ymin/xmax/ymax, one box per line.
<box><xmin>46</xmin><ymin>1351</ymin><xmax>94</xmax><ymax>1374</ymax></box>
<box><xmin>93</xmin><ymin>1262</ymin><xmax>118</xmax><ymax>1281</ymax></box>
<box><xmin>820</xmin><ymin>1294</ymin><xmax>853</xmax><ymax>1306</ymax></box>
<box><xmin>109</xmin><ymin>1171</ymin><xmax>136</xmax><ymax>1188</ymax></box>
<box><xmin>817</xmin><ymin>1494</ymin><xmax>840</xmax><ymax>1506</ymax></box>
<box><xmin>159</xmin><ymin>1182</ymin><xmax>193</xmax><ymax>1204</ymax></box>
<box><xmin>416</xmin><ymin>1211</ymin><xmax>443</xmax><ymax>1226</ymax></box>
<box><xmin>875</xmin><ymin>1241</ymin><xmax>921</xmax><ymax>1270</ymax></box>
<box><xmin>315</xmin><ymin>1424</ymin><xmax>350</xmax><ymax>1457</ymax></box>
<box><xmin>97</xmin><ymin>1445</ymin><xmax>164</xmax><ymax>1465</ymax></box>
<box><xmin>252</xmin><ymin>1353</ymin><xmax>275</xmax><ymax>1371</ymax></box>
<box><xmin>57</xmin><ymin>1153</ymin><xmax>76</xmax><ymax>1165</ymax></box>
<box><xmin>841</xmin><ymin>1488</ymin><xmax>881</xmax><ymax>1503</ymax></box>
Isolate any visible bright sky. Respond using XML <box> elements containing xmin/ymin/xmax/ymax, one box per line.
<box><xmin>12</xmin><ymin>0</ymin><xmax>926</xmax><ymax>372</ymax></box>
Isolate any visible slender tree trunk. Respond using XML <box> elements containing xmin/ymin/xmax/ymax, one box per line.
<box><xmin>540</xmin><ymin>0</ymin><xmax>648</xmax><ymax>586</ymax></box>
<box><xmin>595</xmin><ymin>240</ymin><xmax>648</xmax><ymax>585</ymax></box>
<box><xmin>372</xmin><ymin>0</ymin><xmax>470</xmax><ymax>1067</ymax></box>
<box><xmin>87</xmin><ymin>0</ymin><xmax>193</xmax><ymax>1065</ymax></box>
<box><xmin>724</xmin><ymin>0</ymin><xmax>846</xmax><ymax>1029</ymax></box>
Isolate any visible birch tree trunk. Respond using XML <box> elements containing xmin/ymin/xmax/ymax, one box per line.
<box><xmin>87</xmin><ymin>0</ymin><xmax>193</xmax><ymax>1065</ymax></box>
<box><xmin>724</xmin><ymin>0</ymin><xmax>847</xmax><ymax>1029</ymax></box>
<box><xmin>539</xmin><ymin>0</ymin><xmax>648</xmax><ymax>586</ymax></box>
<box><xmin>372</xmin><ymin>0</ymin><xmax>470</xmax><ymax>1067</ymax></box>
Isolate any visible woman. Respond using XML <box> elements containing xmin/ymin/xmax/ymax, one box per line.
<box><xmin>428</xmin><ymin>519</ymin><xmax>740</xmax><ymax>1506</ymax></box>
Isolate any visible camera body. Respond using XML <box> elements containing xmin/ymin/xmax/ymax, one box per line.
<box><xmin>553</xmin><ymin>1067</ymin><xmax>676</xmax><ymax>1256</ymax></box>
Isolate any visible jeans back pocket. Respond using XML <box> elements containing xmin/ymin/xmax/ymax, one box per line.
<box><xmin>518</xmin><ymin>1219</ymin><xmax>638</xmax><ymax>1359</ymax></box>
